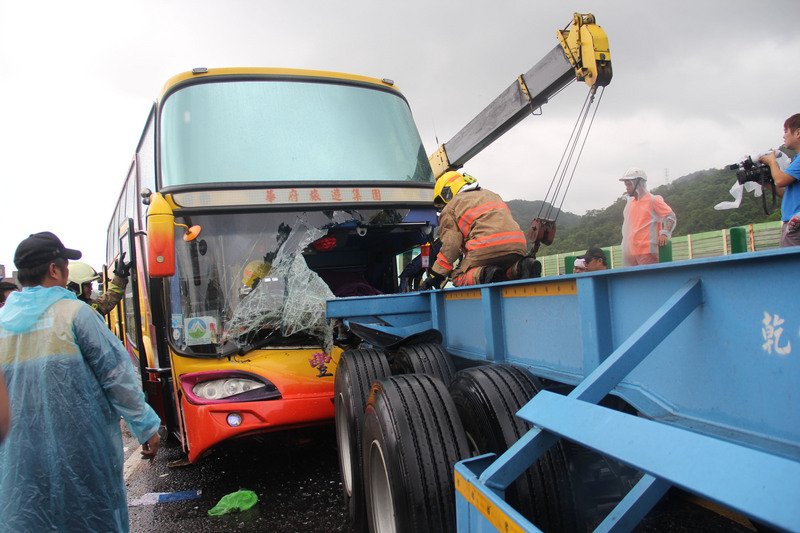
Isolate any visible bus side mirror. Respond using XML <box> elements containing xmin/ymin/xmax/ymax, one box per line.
<box><xmin>147</xmin><ymin>193</ymin><xmax>177</xmax><ymax>277</ymax></box>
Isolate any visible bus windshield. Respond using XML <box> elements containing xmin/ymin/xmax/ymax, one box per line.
<box><xmin>160</xmin><ymin>79</ymin><xmax>433</xmax><ymax>187</ymax></box>
<box><xmin>167</xmin><ymin>208</ymin><xmax>431</xmax><ymax>356</ymax></box>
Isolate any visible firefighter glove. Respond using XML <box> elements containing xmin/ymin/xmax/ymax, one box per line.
<box><xmin>420</xmin><ymin>271</ymin><xmax>446</xmax><ymax>291</ymax></box>
<box><xmin>114</xmin><ymin>251</ymin><xmax>133</xmax><ymax>278</ymax></box>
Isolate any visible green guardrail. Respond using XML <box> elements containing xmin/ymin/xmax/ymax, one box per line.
<box><xmin>539</xmin><ymin>221</ymin><xmax>782</xmax><ymax>276</ymax></box>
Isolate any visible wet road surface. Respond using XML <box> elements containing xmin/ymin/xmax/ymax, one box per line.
<box><xmin>122</xmin><ymin>423</ymin><xmax>756</xmax><ymax>533</ymax></box>
<box><xmin>124</xmin><ymin>424</ymin><xmax>348</xmax><ymax>532</ymax></box>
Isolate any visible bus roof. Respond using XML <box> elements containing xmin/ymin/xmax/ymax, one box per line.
<box><xmin>160</xmin><ymin>67</ymin><xmax>401</xmax><ymax>99</ymax></box>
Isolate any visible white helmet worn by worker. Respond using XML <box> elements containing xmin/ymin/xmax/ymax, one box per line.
<box><xmin>619</xmin><ymin>167</ymin><xmax>649</xmax><ymax>197</ymax></box>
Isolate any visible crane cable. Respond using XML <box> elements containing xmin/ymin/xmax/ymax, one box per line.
<box><xmin>536</xmin><ymin>84</ymin><xmax>605</xmax><ymax>223</ymax></box>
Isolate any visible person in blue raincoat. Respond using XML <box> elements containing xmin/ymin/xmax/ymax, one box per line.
<box><xmin>0</xmin><ymin>231</ymin><xmax>161</xmax><ymax>532</ymax></box>
<box><xmin>0</xmin><ymin>368</ymin><xmax>8</xmax><ymax>444</ymax></box>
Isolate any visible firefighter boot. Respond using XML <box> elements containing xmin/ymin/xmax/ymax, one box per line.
<box><xmin>477</xmin><ymin>265</ymin><xmax>505</xmax><ymax>284</ymax></box>
<box><xmin>508</xmin><ymin>257</ymin><xmax>542</xmax><ymax>280</ymax></box>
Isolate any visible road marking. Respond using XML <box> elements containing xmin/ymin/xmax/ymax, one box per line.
<box><xmin>123</xmin><ymin>448</ymin><xmax>144</xmax><ymax>481</ymax></box>
<box><xmin>129</xmin><ymin>490</ymin><xmax>202</xmax><ymax>507</ymax></box>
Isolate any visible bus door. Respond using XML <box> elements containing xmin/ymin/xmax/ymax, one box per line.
<box><xmin>120</xmin><ymin>220</ymin><xmax>168</xmax><ymax>421</ymax></box>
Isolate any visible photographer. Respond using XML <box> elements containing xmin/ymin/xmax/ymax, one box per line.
<box><xmin>760</xmin><ymin>113</ymin><xmax>800</xmax><ymax>247</ymax></box>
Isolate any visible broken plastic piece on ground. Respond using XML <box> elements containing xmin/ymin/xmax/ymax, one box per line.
<box><xmin>207</xmin><ymin>489</ymin><xmax>259</xmax><ymax>516</ymax></box>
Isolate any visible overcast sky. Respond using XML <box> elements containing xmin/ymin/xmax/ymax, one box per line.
<box><xmin>1</xmin><ymin>0</ymin><xmax>797</xmax><ymax>271</ymax></box>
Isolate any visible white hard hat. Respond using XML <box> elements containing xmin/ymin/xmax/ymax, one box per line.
<box><xmin>620</xmin><ymin>167</ymin><xmax>647</xmax><ymax>181</ymax></box>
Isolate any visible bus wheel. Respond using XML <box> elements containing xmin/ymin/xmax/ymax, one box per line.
<box><xmin>334</xmin><ymin>348</ymin><xmax>391</xmax><ymax>532</ymax></box>
<box><xmin>362</xmin><ymin>374</ymin><xmax>469</xmax><ymax>533</ymax></box>
<box><xmin>449</xmin><ymin>364</ymin><xmax>581</xmax><ymax>531</ymax></box>
<box><xmin>392</xmin><ymin>342</ymin><xmax>456</xmax><ymax>385</ymax></box>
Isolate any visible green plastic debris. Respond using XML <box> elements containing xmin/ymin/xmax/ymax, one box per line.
<box><xmin>207</xmin><ymin>489</ymin><xmax>258</xmax><ymax>516</ymax></box>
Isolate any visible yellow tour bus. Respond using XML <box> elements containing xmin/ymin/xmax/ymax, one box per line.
<box><xmin>105</xmin><ymin>67</ymin><xmax>436</xmax><ymax>462</ymax></box>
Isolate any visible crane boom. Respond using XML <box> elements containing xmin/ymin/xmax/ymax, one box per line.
<box><xmin>428</xmin><ymin>12</ymin><xmax>612</xmax><ymax>178</ymax></box>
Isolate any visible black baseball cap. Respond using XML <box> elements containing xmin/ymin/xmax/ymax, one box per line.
<box><xmin>14</xmin><ymin>232</ymin><xmax>82</xmax><ymax>269</ymax></box>
<box><xmin>579</xmin><ymin>246</ymin><xmax>606</xmax><ymax>262</ymax></box>
<box><xmin>0</xmin><ymin>281</ymin><xmax>18</xmax><ymax>291</ymax></box>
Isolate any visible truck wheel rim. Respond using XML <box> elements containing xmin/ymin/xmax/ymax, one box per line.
<box><xmin>335</xmin><ymin>393</ymin><xmax>353</xmax><ymax>496</ymax></box>
<box><xmin>368</xmin><ymin>439</ymin><xmax>396</xmax><ymax>533</ymax></box>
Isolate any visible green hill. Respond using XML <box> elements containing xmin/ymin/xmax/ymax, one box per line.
<box><xmin>505</xmin><ymin>200</ymin><xmax>582</xmax><ymax>234</ymax></box>
<box><xmin>508</xmin><ymin>167</ymin><xmax>781</xmax><ymax>256</ymax></box>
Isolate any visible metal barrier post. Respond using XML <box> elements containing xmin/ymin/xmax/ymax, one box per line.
<box><xmin>730</xmin><ymin>226</ymin><xmax>748</xmax><ymax>254</ymax></box>
<box><xmin>658</xmin><ymin>240</ymin><xmax>673</xmax><ymax>263</ymax></box>
<box><xmin>564</xmin><ymin>255</ymin><xmax>576</xmax><ymax>274</ymax></box>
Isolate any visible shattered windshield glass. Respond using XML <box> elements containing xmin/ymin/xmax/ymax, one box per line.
<box><xmin>167</xmin><ymin>209</ymin><xmax>428</xmax><ymax>356</ymax></box>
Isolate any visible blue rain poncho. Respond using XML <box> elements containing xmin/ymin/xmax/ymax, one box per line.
<box><xmin>0</xmin><ymin>286</ymin><xmax>161</xmax><ymax>532</ymax></box>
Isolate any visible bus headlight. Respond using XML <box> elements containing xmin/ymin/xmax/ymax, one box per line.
<box><xmin>193</xmin><ymin>378</ymin><xmax>264</xmax><ymax>400</ymax></box>
<box><xmin>180</xmin><ymin>371</ymin><xmax>282</xmax><ymax>404</ymax></box>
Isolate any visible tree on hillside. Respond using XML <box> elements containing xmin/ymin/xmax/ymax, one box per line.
<box><xmin>506</xmin><ymin>167</ymin><xmax>779</xmax><ymax>256</ymax></box>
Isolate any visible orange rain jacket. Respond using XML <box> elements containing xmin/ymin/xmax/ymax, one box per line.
<box><xmin>621</xmin><ymin>192</ymin><xmax>676</xmax><ymax>256</ymax></box>
<box><xmin>432</xmin><ymin>188</ymin><xmax>527</xmax><ymax>279</ymax></box>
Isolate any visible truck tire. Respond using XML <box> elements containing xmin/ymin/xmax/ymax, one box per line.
<box><xmin>542</xmin><ymin>382</ymin><xmax>642</xmax><ymax>530</ymax></box>
<box><xmin>334</xmin><ymin>348</ymin><xmax>391</xmax><ymax>532</ymax></box>
<box><xmin>362</xmin><ymin>374</ymin><xmax>469</xmax><ymax>533</ymax></box>
<box><xmin>392</xmin><ymin>342</ymin><xmax>456</xmax><ymax>385</ymax></box>
<box><xmin>449</xmin><ymin>364</ymin><xmax>580</xmax><ymax>531</ymax></box>
<box><xmin>559</xmin><ymin>413</ymin><xmax>641</xmax><ymax>530</ymax></box>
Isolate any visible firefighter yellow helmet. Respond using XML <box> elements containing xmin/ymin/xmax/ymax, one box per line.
<box><xmin>433</xmin><ymin>171</ymin><xmax>478</xmax><ymax>209</ymax></box>
<box><xmin>242</xmin><ymin>260</ymin><xmax>272</xmax><ymax>288</ymax></box>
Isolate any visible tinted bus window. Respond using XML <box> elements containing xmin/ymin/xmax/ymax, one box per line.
<box><xmin>138</xmin><ymin>108</ymin><xmax>156</xmax><ymax>197</ymax></box>
<box><xmin>125</xmin><ymin>171</ymin><xmax>137</xmax><ymax>229</ymax></box>
<box><xmin>160</xmin><ymin>80</ymin><xmax>431</xmax><ymax>187</ymax></box>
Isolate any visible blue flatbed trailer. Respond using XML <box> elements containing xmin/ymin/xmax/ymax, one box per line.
<box><xmin>327</xmin><ymin>248</ymin><xmax>800</xmax><ymax>532</ymax></box>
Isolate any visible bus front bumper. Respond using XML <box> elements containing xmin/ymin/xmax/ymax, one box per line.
<box><xmin>182</xmin><ymin>394</ymin><xmax>334</xmax><ymax>462</ymax></box>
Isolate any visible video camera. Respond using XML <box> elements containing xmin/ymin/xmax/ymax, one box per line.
<box><xmin>728</xmin><ymin>156</ymin><xmax>773</xmax><ymax>186</ymax></box>
<box><xmin>717</xmin><ymin>151</ymin><xmax>788</xmax><ymax>215</ymax></box>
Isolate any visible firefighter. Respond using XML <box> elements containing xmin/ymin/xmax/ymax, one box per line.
<box><xmin>67</xmin><ymin>253</ymin><xmax>132</xmax><ymax>316</ymax></box>
<box><xmin>421</xmin><ymin>171</ymin><xmax>540</xmax><ymax>289</ymax></box>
